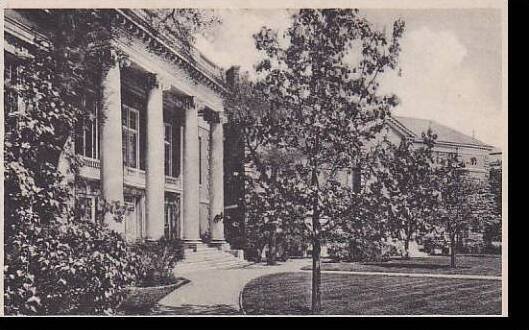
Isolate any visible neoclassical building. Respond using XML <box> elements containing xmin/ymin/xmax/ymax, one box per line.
<box><xmin>5</xmin><ymin>9</ymin><xmax>235</xmax><ymax>248</ymax></box>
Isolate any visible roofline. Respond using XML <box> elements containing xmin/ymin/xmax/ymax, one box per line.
<box><xmin>411</xmin><ymin>138</ymin><xmax>494</xmax><ymax>151</ymax></box>
<box><xmin>386</xmin><ymin>116</ymin><xmax>416</xmax><ymax>138</ymax></box>
<box><xmin>388</xmin><ymin>115</ymin><xmax>493</xmax><ymax>150</ymax></box>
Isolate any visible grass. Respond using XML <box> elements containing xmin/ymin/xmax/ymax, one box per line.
<box><xmin>241</xmin><ymin>272</ymin><xmax>501</xmax><ymax>315</ymax></box>
<box><xmin>299</xmin><ymin>255</ymin><xmax>501</xmax><ymax>276</ymax></box>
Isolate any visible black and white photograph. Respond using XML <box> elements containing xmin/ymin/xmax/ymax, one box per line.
<box><xmin>1</xmin><ymin>0</ymin><xmax>507</xmax><ymax>316</ymax></box>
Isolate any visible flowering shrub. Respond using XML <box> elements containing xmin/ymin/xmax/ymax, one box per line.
<box><xmin>128</xmin><ymin>239</ymin><xmax>183</xmax><ymax>287</ymax></box>
<box><xmin>4</xmin><ymin>219</ymin><xmax>138</xmax><ymax>315</ymax></box>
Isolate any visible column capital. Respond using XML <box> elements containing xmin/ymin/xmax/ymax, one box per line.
<box><xmin>177</xmin><ymin>95</ymin><xmax>197</xmax><ymax>110</ymax></box>
<box><xmin>95</xmin><ymin>45</ymin><xmax>131</xmax><ymax>70</ymax></box>
<box><xmin>200</xmin><ymin>107</ymin><xmax>225</xmax><ymax>124</ymax></box>
<box><xmin>145</xmin><ymin>72</ymin><xmax>171</xmax><ymax>91</ymax></box>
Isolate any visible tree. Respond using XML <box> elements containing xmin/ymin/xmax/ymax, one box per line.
<box><xmin>435</xmin><ymin>157</ymin><xmax>498</xmax><ymax>267</ymax></box>
<box><xmin>485</xmin><ymin>163</ymin><xmax>502</xmax><ymax>245</ymax></box>
<box><xmin>371</xmin><ymin>130</ymin><xmax>439</xmax><ymax>258</ymax></box>
<box><xmin>251</xmin><ymin>9</ymin><xmax>404</xmax><ymax>313</ymax></box>
<box><xmin>144</xmin><ymin>9</ymin><xmax>221</xmax><ymax>49</ymax></box>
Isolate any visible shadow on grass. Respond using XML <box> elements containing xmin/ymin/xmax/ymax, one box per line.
<box><xmin>362</xmin><ymin>262</ymin><xmax>470</xmax><ymax>270</ymax></box>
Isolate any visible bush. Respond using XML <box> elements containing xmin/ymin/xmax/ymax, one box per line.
<box><xmin>4</xmin><ymin>219</ymin><xmax>138</xmax><ymax>315</ymax></box>
<box><xmin>327</xmin><ymin>238</ymin><xmax>395</xmax><ymax>262</ymax></box>
<box><xmin>128</xmin><ymin>239</ymin><xmax>183</xmax><ymax>287</ymax></box>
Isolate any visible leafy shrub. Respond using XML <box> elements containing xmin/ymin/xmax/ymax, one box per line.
<box><xmin>327</xmin><ymin>238</ymin><xmax>396</xmax><ymax>262</ymax></box>
<box><xmin>4</xmin><ymin>219</ymin><xmax>138</xmax><ymax>315</ymax></box>
<box><xmin>128</xmin><ymin>239</ymin><xmax>183</xmax><ymax>287</ymax></box>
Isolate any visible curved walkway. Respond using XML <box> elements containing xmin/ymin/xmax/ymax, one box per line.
<box><xmin>153</xmin><ymin>259</ymin><xmax>312</xmax><ymax>315</ymax></box>
<box><xmin>151</xmin><ymin>259</ymin><xmax>501</xmax><ymax>315</ymax></box>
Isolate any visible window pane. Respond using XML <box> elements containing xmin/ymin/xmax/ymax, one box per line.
<box><xmin>129</xmin><ymin>131</ymin><xmax>137</xmax><ymax>168</ymax></box>
<box><xmin>165</xmin><ymin>144</ymin><xmax>171</xmax><ymax>176</ymax></box>
<box><xmin>165</xmin><ymin>124</ymin><xmax>172</xmax><ymax>142</ymax></box>
<box><xmin>130</xmin><ymin>111</ymin><xmax>138</xmax><ymax>130</ymax></box>
<box><xmin>77</xmin><ymin>197</ymin><xmax>93</xmax><ymax>221</ymax></box>
<box><xmin>5</xmin><ymin>60</ymin><xmax>18</xmax><ymax>114</ymax></box>
<box><xmin>75</xmin><ymin>122</ymin><xmax>84</xmax><ymax>156</ymax></box>
<box><xmin>122</xmin><ymin>107</ymin><xmax>128</xmax><ymax>126</ymax></box>
<box><xmin>173</xmin><ymin>125</ymin><xmax>180</xmax><ymax>177</ymax></box>
<box><xmin>122</xmin><ymin>128</ymin><xmax>128</xmax><ymax>166</ymax></box>
<box><xmin>85</xmin><ymin>125</ymin><xmax>93</xmax><ymax>158</ymax></box>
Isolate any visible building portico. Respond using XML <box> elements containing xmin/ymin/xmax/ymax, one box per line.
<box><xmin>95</xmin><ymin>52</ymin><xmax>227</xmax><ymax>246</ymax></box>
<box><xmin>4</xmin><ymin>8</ymin><xmax>234</xmax><ymax>254</ymax></box>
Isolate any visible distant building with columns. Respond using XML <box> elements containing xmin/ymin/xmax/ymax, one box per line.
<box><xmin>5</xmin><ymin>9</ymin><xmax>233</xmax><ymax>251</ymax></box>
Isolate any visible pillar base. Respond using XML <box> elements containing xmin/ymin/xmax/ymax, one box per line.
<box><xmin>208</xmin><ymin>240</ymin><xmax>230</xmax><ymax>251</ymax></box>
<box><xmin>182</xmin><ymin>239</ymin><xmax>203</xmax><ymax>251</ymax></box>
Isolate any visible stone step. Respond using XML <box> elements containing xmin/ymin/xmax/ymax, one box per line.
<box><xmin>175</xmin><ymin>244</ymin><xmax>249</xmax><ymax>274</ymax></box>
<box><xmin>184</xmin><ymin>251</ymin><xmax>225</xmax><ymax>258</ymax></box>
<box><xmin>183</xmin><ymin>250</ymin><xmax>236</xmax><ymax>259</ymax></box>
<box><xmin>174</xmin><ymin>261</ymin><xmax>250</xmax><ymax>274</ymax></box>
<box><xmin>184</xmin><ymin>253</ymin><xmax>237</xmax><ymax>260</ymax></box>
<box><xmin>179</xmin><ymin>257</ymin><xmax>239</xmax><ymax>267</ymax></box>
<box><xmin>174</xmin><ymin>254</ymin><xmax>251</xmax><ymax>273</ymax></box>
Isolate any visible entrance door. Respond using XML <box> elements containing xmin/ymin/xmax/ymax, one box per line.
<box><xmin>124</xmin><ymin>195</ymin><xmax>144</xmax><ymax>240</ymax></box>
<box><xmin>164</xmin><ymin>193</ymin><xmax>180</xmax><ymax>240</ymax></box>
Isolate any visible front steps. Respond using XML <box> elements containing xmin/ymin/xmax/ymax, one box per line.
<box><xmin>174</xmin><ymin>244</ymin><xmax>251</xmax><ymax>274</ymax></box>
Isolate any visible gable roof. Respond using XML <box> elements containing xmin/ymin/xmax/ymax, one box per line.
<box><xmin>389</xmin><ymin>115</ymin><xmax>492</xmax><ymax>149</ymax></box>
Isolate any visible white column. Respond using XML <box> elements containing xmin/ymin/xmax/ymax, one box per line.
<box><xmin>209</xmin><ymin>114</ymin><xmax>225</xmax><ymax>243</ymax></box>
<box><xmin>100</xmin><ymin>50</ymin><xmax>124</xmax><ymax>233</ymax></box>
<box><xmin>182</xmin><ymin>97</ymin><xmax>201</xmax><ymax>244</ymax></box>
<box><xmin>145</xmin><ymin>74</ymin><xmax>167</xmax><ymax>240</ymax></box>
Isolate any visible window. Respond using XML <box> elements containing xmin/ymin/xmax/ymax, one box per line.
<box><xmin>4</xmin><ymin>57</ymin><xmax>19</xmax><ymax>114</ymax></box>
<box><xmin>164</xmin><ymin>193</ymin><xmax>180</xmax><ymax>240</ymax></box>
<box><xmin>164</xmin><ymin>123</ymin><xmax>173</xmax><ymax>176</ymax></box>
<box><xmin>470</xmin><ymin>157</ymin><xmax>477</xmax><ymax>166</ymax></box>
<box><xmin>76</xmin><ymin>195</ymin><xmax>97</xmax><ymax>222</ymax></box>
<box><xmin>4</xmin><ymin>54</ymin><xmax>25</xmax><ymax>116</ymax></box>
<box><xmin>124</xmin><ymin>195</ymin><xmax>144</xmax><ymax>240</ymax></box>
<box><xmin>198</xmin><ymin>136</ymin><xmax>202</xmax><ymax>185</ymax></box>
<box><xmin>122</xmin><ymin>105</ymin><xmax>140</xmax><ymax>168</ymax></box>
<box><xmin>75</xmin><ymin>94</ymin><xmax>99</xmax><ymax>159</ymax></box>
<box><xmin>351</xmin><ymin>167</ymin><xmax>361</xmax><ymax>193</ymax></box>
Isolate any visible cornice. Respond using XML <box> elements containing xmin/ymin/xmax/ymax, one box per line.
<box><xmin>112</xmin><ymin>9</ymin><xmax>230</xmax><ymax>97</ymax></box>
<box><xmin>4</xmin><ymin>14</ymin><xmax>51</xmax><ymax>51</ymax></box>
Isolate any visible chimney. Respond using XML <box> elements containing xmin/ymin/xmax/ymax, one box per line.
<box><xmin>226</xmin><ymin>65</ymin><xmax>241</xmax><ymax>90</ymax></box>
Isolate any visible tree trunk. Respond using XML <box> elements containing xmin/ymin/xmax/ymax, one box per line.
<box><xmin>310</xmin><ymin>166</ymin><xmax>322</xmax><ymax>315</ymax></box>
<box><xmin>311</xmin><ymin>234</ymin><xmax>321</xmax><ymax>315</ymax></box>
<box><xmin>256</xmin><ymin>246</ymin><xmax>263</xmax><ymax>263</ymax></box>
<box><xmin>404</xmin><ymin>238</ymin><xmax>410</xmax><ymax>259</ymax></box>
<box><xmin>267</xmin><ymin>224</ymin><xmax>277</xmax><ymax>265</ymax></box>
<box><xmin>450</xmin><ymin>235</ymin><xmax>457</xmax><ymax>268</ymax></box>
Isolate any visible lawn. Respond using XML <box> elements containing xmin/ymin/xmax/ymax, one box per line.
<box><xmin>241</xmin><ymin>272</ymin><xmax>502</xmax><ymax>315</ymax></box>
<box><xmin>300</xmin><ymin>255</ymin><xmax>501</xmax><ymax>276</ymax></box>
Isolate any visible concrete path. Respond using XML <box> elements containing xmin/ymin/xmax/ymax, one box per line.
<box><xmin>150</xmin><ymin>259</ymin><xmax>501</xmax><ymax>315</ymax></box>
<box><xmin>153</xmin><ymin>259</ymin><xmax>312</xmax><ymax>315</ymax></box>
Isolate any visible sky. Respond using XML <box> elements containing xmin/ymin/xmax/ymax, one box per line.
<box><xmin>195</xmin><ymin>8</ymin><xmax>504</xmax><ymax>149</ymax></box>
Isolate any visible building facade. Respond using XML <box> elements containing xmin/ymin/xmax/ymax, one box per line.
<box><xmin>5</xmin><ymin>9</ymin><xmax>232</xmax><ymax>247</ymax></box>
<box><xmin>384</xmin><ymin>116</ymin><xmax>493</xmax><ymax>178</ymax></box>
